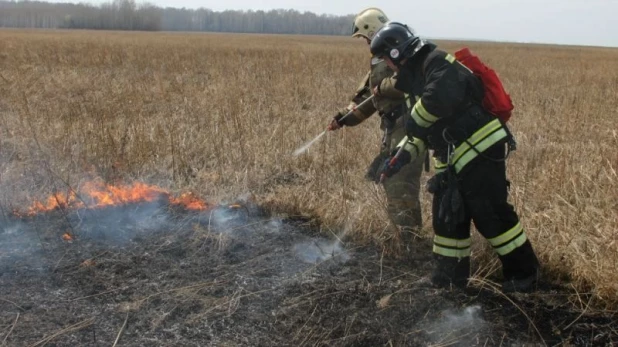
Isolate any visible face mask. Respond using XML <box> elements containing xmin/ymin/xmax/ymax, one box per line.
<box><xmin>371</xmin><ymin>57</ymin><xmax>384</xmax><ymax>66</ymax></box>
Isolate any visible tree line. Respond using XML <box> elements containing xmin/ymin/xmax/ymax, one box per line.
<box><xmin>0</xmin><ymin>0</ymin><xmax>354</xmax><ymax>34</ymax></box>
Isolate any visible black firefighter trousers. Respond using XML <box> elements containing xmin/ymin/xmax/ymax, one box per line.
<box><xmin>430</xmin><ymin>144</ymin><xmax>539</xmax><ymax>287</ymax></box>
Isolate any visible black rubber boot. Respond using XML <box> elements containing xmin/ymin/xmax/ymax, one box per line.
<box><xmin>431</xmin><ymin>255</ymin><xmax>470</xmax><ymax>289</ymax></box>
<box><xmin>502</xmin><ymin>271</ymin><xmax>539</xmax><ymax>293</ymax></box>
<box><xmin>500</xmin><ymin>240</ymin><xmax>540</xmax><ymax>293</ymax></box>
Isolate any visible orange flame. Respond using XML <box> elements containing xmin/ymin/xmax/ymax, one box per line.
<box><xmin>62</xmin><ymin>233</ymin><xmax>74</xmax><ymax>241</ymax></box>
<box><xmin>18</xmin><ymin>180</ymin><xmax>210</xmax><ymax>216</ymax></box>
<box><xmin>169</xmin><ymin>192</ymin><xmax>208</xmax><ymax>211</ymax></box>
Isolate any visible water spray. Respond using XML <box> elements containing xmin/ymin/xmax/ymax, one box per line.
<box><xmin>293</xmin><ymin>130</ymin><xmax>326</xmax><ymax>156</ymax></box>
<box><xmin>293</xmin><ymin>95</ymin><xmax>375</xmax><ymax>156</ymax></box>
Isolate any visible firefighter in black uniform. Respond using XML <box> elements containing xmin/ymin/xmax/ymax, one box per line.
<box><xmin>370</xmin><ymin>22</ymin><xmax>540</xmax><ymax>292</ymax></box>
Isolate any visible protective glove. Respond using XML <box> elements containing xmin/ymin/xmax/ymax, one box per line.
<box><xmin>365</xmin><ymin>151</ymin><xmax>390</xmax><ymax>182</ymax></box>
<box><xmin>327</xmin><ymin>109</ymin><xmax>349</xmax><ymax>131</ymax></box>
<box><xmin>377</xmin><ymin>148</ymin><xmax>412</xmax><ymax>183</ymax></box>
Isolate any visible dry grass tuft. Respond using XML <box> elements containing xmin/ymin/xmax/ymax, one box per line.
<box><xmin>1</xmin><ymin>30</ymin><xmax>617</xmax><ymax>307</ymax></box>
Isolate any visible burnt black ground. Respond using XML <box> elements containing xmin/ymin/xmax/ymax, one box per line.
<box><xmin>0</xmin><ymin>202</ymin><xmax>616</xmax><ymax>347</ymax></box>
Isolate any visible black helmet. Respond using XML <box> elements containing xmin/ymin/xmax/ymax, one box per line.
<box><xmin>370</xmin><ymin>22</ymin><xmax>420</xmax><ymax>65</ymax></box>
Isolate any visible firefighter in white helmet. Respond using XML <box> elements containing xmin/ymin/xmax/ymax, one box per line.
<box><xmin>328</xmin><ymin>8</ymin><xmax>425</xmax><ymax>242</ymax></box>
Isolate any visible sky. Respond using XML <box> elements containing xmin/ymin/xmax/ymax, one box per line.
<box><xmin>44</xmin><ymin>0</ymin><xmax>618</xmax><ymax>47</ymax></box>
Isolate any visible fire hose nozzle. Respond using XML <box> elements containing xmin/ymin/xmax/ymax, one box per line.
<box><xmin>379</xmin><ymin>145</ymin><xmax>405</xmax><ymax>184</ymax></box>
<box><xmin>329</xmin><ymin>95</ymin><xmax>375</xmax><ymax>131</ymax></box>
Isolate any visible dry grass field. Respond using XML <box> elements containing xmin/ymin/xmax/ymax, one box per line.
<box><xmin>0</xmin><ymin>30</ymin><xmax>617</xmax><ymax>345</ymax></box>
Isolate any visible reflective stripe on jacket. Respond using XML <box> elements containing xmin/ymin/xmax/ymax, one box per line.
<box><xmin>395</xmin><ymin>47</ymin><xmax>506</xmax><ymax>174</ymax></box>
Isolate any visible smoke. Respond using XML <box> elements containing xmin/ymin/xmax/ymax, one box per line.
<box><xmin>66</xmin><ymin>200</ymin><xmax>170</xmax><ymax>243</ymax></box>
<box><xmin>2</xmin><ymin>186</ymin><xmax>350</xmax><ymax>282</ymax></box>
<box><xmin>292</xmin><ymin>207</ymin><xmax>361</xmax><ymax>265</ymax></box>
<box><xmin>0</xmin><ymin>189</ymin><xmax>265</xmax><ymax>272</ymax></box>
<box><xmin>264</xmin><ymin>217</ymin><xmax>283</xmax><ymax>233</ymax></box>
<box><xmin>0</xmin><ymin>201</ymin><xmax>171</xmax><ymax>272</ymax></box>
<box><xmin>187</xmin><ymin>206</ymin><xmax>250</xmax><ymax>236</ymax></box>
<box><xmin>1</xmin><ymin>221</ymin><xmax>24</xmax><ymax>236</ymax></box>
<box><xmin>442</xmin><ymin>305</ymin><xmax>484</xmax><ymax>330</ymax></box>
<box><xmin>0</xmin><ymin>220</ymin><xmax>49</xmax><ymax>274</ymax></box>
<box><xmin>426</xmin><ymin>305</ymin><xmax>485</xmax><ymax>344</ymax></box>
<box><xmin>294</xmin><ymin>238</ymin><xmax>349</xmax><ymax>264</ymax></box>
<box><xmin>210</xmin><ymin>208</ymin><xmax>239</xmax><ymax>228</ymax></box>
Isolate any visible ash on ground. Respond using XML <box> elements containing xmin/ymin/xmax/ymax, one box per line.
<box><xmin>0</xmin><ymin>203</ymin><xmax>615</xmax><ymax>346</ymax></box>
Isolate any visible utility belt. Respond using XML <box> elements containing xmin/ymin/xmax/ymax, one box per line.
<box><xmin>427</xmin><ymin>119</ymin><xmax>514</xmax><ymax>232</ymax></box>
<box><xmin>427</xmin><ymin>101</ymin><xmax>515</xmax><ymax>176</ymax></box>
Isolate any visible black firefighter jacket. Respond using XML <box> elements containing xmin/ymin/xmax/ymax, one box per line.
<box><xmin>393</xmin><ymin>43</ymin><xmax>510</xmax><ymax>175</ymax></box>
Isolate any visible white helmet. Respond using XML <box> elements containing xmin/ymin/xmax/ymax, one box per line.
<box><xmin>352</xmin><ymin>8</ymin><xmax>389</xmax><ymax>40</ymax></box>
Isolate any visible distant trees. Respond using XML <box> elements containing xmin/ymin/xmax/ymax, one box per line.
<box><xmin>0</xmin><ymin>0</ymin><xmax>354</xmax><ymax>34</ymax></box>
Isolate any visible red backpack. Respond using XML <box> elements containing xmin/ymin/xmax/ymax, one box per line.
<box><xmin>454</xmin><ymin>47</ymin><xmax>514</xmax><ymax>122</ymax></box>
